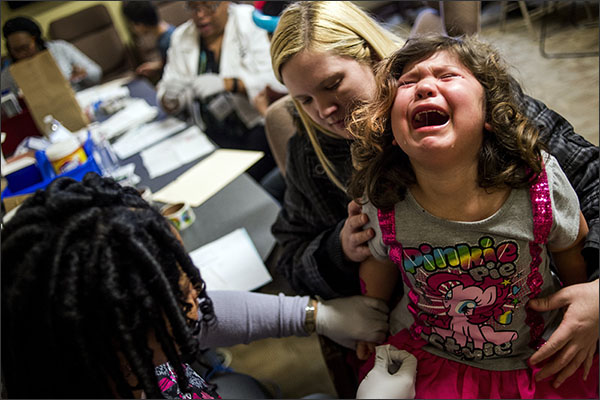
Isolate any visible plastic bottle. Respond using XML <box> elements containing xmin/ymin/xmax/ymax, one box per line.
<box><xmin>88</xmin><ymin>123</ymin><xmax>119</xmax><ymax>175</ymax></box>
<box><xmin>43</xmin><ymin>115</ymin><xmax>73</xmax><ymax>143</ymax></box>
<box><xmin>45</xmin><ymin>136</ymin><xmax>87</xmax><ymax>174</ymax></box>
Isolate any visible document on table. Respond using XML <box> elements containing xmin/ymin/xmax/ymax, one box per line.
<box><xmin>76</xmin><ymin>82</ymin><xmax>131</xmax><ymax>110</ymax></box>
<box><xmin>140</xmin><ymin>125</ymin><xmax>216</xmax><ymax>178</ymax></box>
<box><xmin>113</xmin><ymin>117</ymin><xmax>187</xmax><ymax>159</ymax></box>
<box><xmin>189</xmin><ymin>228</ymin><xmax>272</xmax><ymax>291</ymax></box>
<box><xmin>99</xmin><ymin>98</ymin><xmax>159</xmax><ymax>139</ymax></box>
<box><xmin>152</xmin><ymin>149</ymin><xmax>264</xmax><ymax>207</ymax></box>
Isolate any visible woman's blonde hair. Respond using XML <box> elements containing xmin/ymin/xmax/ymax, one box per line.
<box><xmin>347</xmin><ymin>35</ymin><xmax>545</xmax><ymax>209</ymax></box>
<box><xmin>270</xmin><ymin>1</ymin><xmax>402</xmax><ymax>190</ymax></box>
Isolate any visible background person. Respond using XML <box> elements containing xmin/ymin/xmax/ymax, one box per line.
<box><xmin>1</xmin><ymin>173</ymin><xmax>396</xmax><ymax>399</ymax></box>
<box><xmin>410</xmin><ymin>1</ymin><xmax>481</xmax><ymax>37</ymax></box>
<box><xmin>156</xmin><ymin>1</ymin><xmax>279</xmax><ymax>183</ymax></box>
<box><xmin>1</xmin><ymin>16</ymin><xmax>102</xmax><ymax>95</ymax></box>
<box><xmin>269</xmin><ymin>0</ymin><xmax>599</xmax><ymax>389</ymax></box>
<box><xmin>122</xmin><ymin>1</ymin><xmax>175</xmax><ymax>80</ymax></box>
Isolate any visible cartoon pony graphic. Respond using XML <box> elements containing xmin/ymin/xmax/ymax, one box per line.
<box><xmin>423</xmin><ymin>272</ymin><xmax>518</xmax><ymax>348</ymax></box>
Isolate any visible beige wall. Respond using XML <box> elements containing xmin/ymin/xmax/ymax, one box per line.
<box><xmin>1</xmin><ymin>1</ymin><xmax>133</xmax><ymax>56</ymax></box>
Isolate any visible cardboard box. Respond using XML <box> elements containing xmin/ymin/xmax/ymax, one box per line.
<box><xmin>3</xmin><ymin>192</ymin><xmax>33</xmax><ymax>212</ymax></box>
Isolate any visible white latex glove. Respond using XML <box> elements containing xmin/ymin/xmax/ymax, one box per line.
<box><xmin>192</xmin><ymin>73</ymin><xmax>225</xmax><ymax>101</ymax></box>
<box><xmin>356</xmin><ymin>344</ymin><xmax>417</xmax><ymax>399</ymax></box>
<box><xmin>160</xmin><ymin>76</ymin><xmax>192</xmax><ymax>113</ymax></box>
<box><xmin>315</xmin><ymin>295</ymin><xmax>388</xmax><ymax>349</ymax></box>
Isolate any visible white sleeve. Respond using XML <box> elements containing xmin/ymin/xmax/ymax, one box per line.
<box><xmin>156</xmin><ymin>24</ymin><xmax>196</xmax><ymax>113</ymax></box>
<box><xmin>228</xmin><ymin>7</ymin><xmax>280</xmax><ymax>101</ymax></box>
<box><xmin>57</xmin><ymin>40</ymin><xmax>102</xmax><ymax>85</ymax></box>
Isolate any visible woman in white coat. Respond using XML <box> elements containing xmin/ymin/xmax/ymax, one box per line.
<box><xmin>157</xmin><ymin>1</ymin><xmax>280</xmax><ymax>182</ymax></box>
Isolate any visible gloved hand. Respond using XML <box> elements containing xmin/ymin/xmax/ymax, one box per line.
<box><xmin>192</xmin><ymin>73</ymin><xmax>225</xmax><ymax>101</ymax></box>
<box><xmin>356</xmin><ymin>344</ymin><xmax>417</xmax><ymax>399</ymax></box>
<box><xmin>315</xmin><ymin>295</ymin><xmax>388</xmax><ymax>349</ymax></box>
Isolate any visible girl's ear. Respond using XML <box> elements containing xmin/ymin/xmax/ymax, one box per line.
<box><xmin>484</xmin><ymin>122</ymin><xmax>493</xmax><ymax>132</ymax></box>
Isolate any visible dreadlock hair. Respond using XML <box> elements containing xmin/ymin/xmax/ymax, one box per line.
<box><xmin>1</xmin><ymin>172</ymin><xmax>215</xmax><ymax>398</ymax></box>
<box><xmin>347</xmin><ymin>35</ymin><xmax>546</xmax><ymax>209</ymax></box>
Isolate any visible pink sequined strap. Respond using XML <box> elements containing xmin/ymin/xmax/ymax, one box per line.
<box><xmin>377</xmin><ymin>208</ymin><xmax>406</xmax><ymax>271</ymax></box>
<box><xmin>377</xmin><ymin>208</ymin><xmax>397</xmax><ymax>247</ymax></box>
<box><xmin>526</xmin><ymin>165</ymin><xmax>553</xmax><ymax>349</ymax></box>
<box><xmin>529</xmin><ymin>166</ymin><xmax>553</xmax><ymax>245</ymax></box>
<box><xmin>377</xmin><ymin>208</ymin><xmax>423</xmax><ymax>339</ymax></box>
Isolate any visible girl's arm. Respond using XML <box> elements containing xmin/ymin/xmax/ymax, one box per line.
<box><xmin>549</xmin><ymin>211</ymin><xmax>589</xmax><ymax>286</ymax></box>
<box><xmin>356</xmin><ymin>256</ymin><xmax>398</xmax><ymax>360</ymax></box>
<box><xmin>359</xmin><ymin>256</ymin><xmax>399</xmax><ymax>301</ymax></box>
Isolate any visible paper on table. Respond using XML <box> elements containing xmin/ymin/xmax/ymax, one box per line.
<box><xmin>189</xmin><ymin>228</ymin><xmax>272</xmax><ymax>291</ymax></box>
<box><xmin>113</xmin><ymin>117</ymin><xmax>187</xmax><ymax>159</ymax></box>
<box><xmin>76</xmin><ymin>83</ymin><xmax>130</xmax><ymax>110</ymax></box>
<box><xmin>99</xmin><ymin>98</ymin><xmax>158</xmax><ymax>139</ymax></box>
<box><xmin>141</xmin><ymin>126</ymin><xmax>216</xmax><ymax>178</ymax></box>
<box><xmin>152</xmin><ymin>149</ymin><xmax>264</xmax><ymax>207</ymax></box>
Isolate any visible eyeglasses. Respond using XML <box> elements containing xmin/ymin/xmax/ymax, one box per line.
<box><xmin>8</xmin><ymin>37</ymin><xmax>36</xmax><ymax>59</ymax></box>
<box><xmin>186</xmin><ymin>1</ymin><xmax>221</xmax><ymax>15</ymax></box>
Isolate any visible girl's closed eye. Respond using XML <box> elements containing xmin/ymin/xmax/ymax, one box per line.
<box><xmin>398</xmin><ymin>79</ymin><xmax>415</xmax><ymax>88</ymax></box>
<box><xmin>440</xmin><ymin>73</ymin><xmax>459</xmax><ymax>80</ymax></box>
<box><xmin>325</xmin><ymin>79</ymin><xmax>342</xmax><ymax>90</ymax></box>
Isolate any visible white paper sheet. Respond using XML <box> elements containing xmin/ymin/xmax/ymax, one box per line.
<box><xmin>189</xmin><ymin>228</ymin><xmax>272</xmax><ymax>291</ymax></box>
<box><xmin>76</xmin><ymin>84</ymin><xmax>130</xmax><ymax>110</ymax></box>
<box><xmin>140</xmin><ymin>126</ymin><xmax>216</xmax><ymax>179</ymax></box>
<box><xmin>99</xmin><ymin>98</ymin><xmax>159</xmax><ymax>140</ymax></box>
<box><xmin>112</xmin><ymin>117</ymin><xmax>187</xmax><ymax>159</ymax></box>
<box><xmin>152</xmin><ymin>149</ymin><xmax>264</xmax><ymax>207</ymax></box>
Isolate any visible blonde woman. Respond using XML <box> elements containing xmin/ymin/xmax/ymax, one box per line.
<box><xmin>270</xmin><ymin>1</ymin><xmax>599</xmax><ymax>390</ymax></box>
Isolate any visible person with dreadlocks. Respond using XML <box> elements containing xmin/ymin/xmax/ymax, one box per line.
<box><xmin>1</xmin><ymin>16</ymin><xmax>102</xmax><ymax>95</ymax></box>
<box><xmin>1</xmin><ymin>172</ymin><xmax>403</xmax><ymax>399</ymax></box>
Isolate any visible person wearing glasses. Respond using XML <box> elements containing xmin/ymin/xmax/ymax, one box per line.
<box><xmin>156</xmin><ymin>1</ymin><xmax>283</xmax><ymax>184</ymax></box>
<box><xmin>1</xmin><ymin>16</ymin><xmax>102</xmax><ymax>95</ymax></box>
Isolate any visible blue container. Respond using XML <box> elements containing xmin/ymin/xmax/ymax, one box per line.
<box><xmin>1</xmin><ymin>137</ymin><xmax>102</xmax><ymax>201</ymax></box>
<box><xmin>3</xmin><ymin>157</ymin><xmax>43</xmax><ymax>192</ymax></box>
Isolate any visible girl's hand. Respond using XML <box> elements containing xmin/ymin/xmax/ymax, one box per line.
<box><xmin>528</xmin><ymin>279</ymin><xmax>599</xmax><ymax>388</ymax></box>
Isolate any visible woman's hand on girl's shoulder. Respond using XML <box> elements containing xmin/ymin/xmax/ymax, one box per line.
<box><xmin>340</xmin><ymin>200</ymin><xmax>374</xmax><ymax>262</ymax></box>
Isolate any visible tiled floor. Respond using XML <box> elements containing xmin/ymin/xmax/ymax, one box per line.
<box><xmin>219</xmin><ymin>3</ymin><xmax>599</xmax><ymax>399</ymax></box>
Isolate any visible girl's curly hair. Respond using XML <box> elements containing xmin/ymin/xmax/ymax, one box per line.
<box><xmin>347</xmin><ymin>35</ymin><xmax>545</xmax><ymax>209</ymax></box>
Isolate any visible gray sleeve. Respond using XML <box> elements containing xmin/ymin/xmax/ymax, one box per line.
<box><xmin>198</xmin><ymin>291</ymin><xmax>310</xmax><ymax>348</ymax></box>
<box><xmin>363</xmin><ymin>201</ymin><xmax>389</xmax><ymax>261</ymax></box>
<box><xmin>0</xmin><ymin>68</ymin><xmax>19</xmax><ymax>95</ymax></box>
<box><xmin>546</xmin><ymin>153</ymin><xmax>581</xmax><ymax>250</ymax></box>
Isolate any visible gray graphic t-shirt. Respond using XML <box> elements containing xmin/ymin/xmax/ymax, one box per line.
<box><xmin>364</xmin><ymin>154</ymin><xmax>580</xmax><ymax>371</ymax></box>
